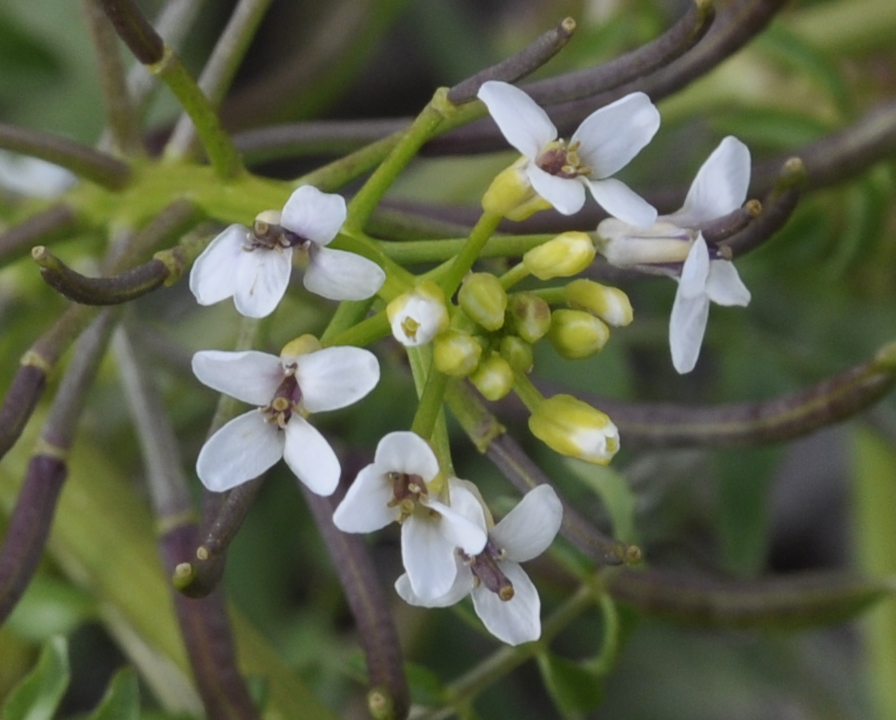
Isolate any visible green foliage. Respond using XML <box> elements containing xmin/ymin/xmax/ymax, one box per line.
<box><xmin>0</xmin><ymin>637</ymin><xmax>69</xmax><ymax>720</ymax></box>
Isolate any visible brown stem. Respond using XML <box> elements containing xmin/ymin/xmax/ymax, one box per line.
<box><xmin>96</xmin><ymin>0</ymin><xmax>165</xmax><ymax>64</ymax></box>
<box><xmin>0</xmin><ymin>204</ymin><xmax>80</xmax><ymax>267</ymax></box>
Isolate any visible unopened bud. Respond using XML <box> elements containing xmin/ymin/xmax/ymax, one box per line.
<box><xmin>434</xmin><ymin>330</ymin><xmax>483</xmax><ymax>376</ymax></box>
<box><xmin>387</xmin><ymin>281</ymin><xmax>450</xmax><ymax>347</ymax></box>
<box><xmin>596</xmin><ymin>219</ymin><xmax>693</xmax><ymax>267</ymax></box>
<box><xmin>458</xmin><ymin>273</ymin><xmax>507</xmax><ymax>331</ymax></box>
<box><xmin>547</xmin><ymin>309</ymin><xmax>610</xmax><ymax>359</ymax></box>
<box><xmin>281</xmin><ymin>334</ymin><xmax>322</xmax><ymax>362</ymax></box>
<box><xmin>523</xmin><ymin>232</ymin><xmax>595</xmax><ymax>280</ymax></box>
<box><xmin>506</xmin><ymin>292</ymin><xmax>551</xmax><ymax>344</ymax></box>
<box><xmin>499</xmin><ymin>336</ymin><xmax>533</xmax><ymax>373</ymax></box>
<box><xmin>529</xmin><ymin>394</ymin><xmax>619</xmax><ymax>465</ymax></box>
<box><xmin>470</xmin><ymin>354</ymin><xmax>514</xmax><ymax>401</ymax></box>
<box><xmin>482</xmin><ymin>159</ymin><xmax>552</xmax><ymax>221</ymax></box>
<box><xmin>566</xmin><ymin>278</ymin><xmax>633</xmax><ymax>327</ymax></box>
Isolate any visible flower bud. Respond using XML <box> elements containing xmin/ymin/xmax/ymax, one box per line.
<box><xmin>481</xmin><ymin>159</ymin><xmax>552</xmax><ymax>221</ymax></box>
<box><xmin>458</xmin><ymin>273</ymin><xmax>507</xmax><ymax>331</ymax></box>
<box><xmin>506</xmin><ymin>292</ymin><xmax>551</xmax><ymax>344</ymax></box>
<box><xmin>547</xmin><ymin>309</ymin><xmax>609</xmax><ymax>360</ymax></box>
<box><xmin>499</xmin><ymin>336</ymin><xmax>533</xmax><ymax>373</ymax></box>
<box><xmin>470</xmin><ymin>353</ymin><xmax>514</xmax><ymax>401</ymax></box>
<box><xmin>434</xmin><ymin>330</ymin><xmax>483</xmax><ymax>377</ymax></box>
<box><xmin>386</xmin><ymin>281</ymin><xmax>450</xmax><ymax>347</ymax></box>
<box><xmin>566</xmin><ymin>278</ymin><xmax>633</xmax><ymax>327</ymax></box>
<box><xmin>528</xmin><ymin>394</ymin><xmax>619</xmax><ymax>465</ymax></box>
<box><xmin>280</xmin><ymin>334</ymin><xmax>322</xmax><ymax>362</ymax></box>
<box><xmin>596</xmin><ymin>218</ymin><xmax>694</xmax><ymax>268</ymax></box>
<box><xmin>522</xmin><ymin>232</ymin><xmax>595</xmax><ymax>280</ymax></box>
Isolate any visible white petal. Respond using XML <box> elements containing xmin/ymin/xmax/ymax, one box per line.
<box><xmin>706</xmin><ymin>260</ymin><xmax>751</xmax><ymax>307</ymax></box>
<box><xmin>375</xmin><ymin>431</ymin><xmax>440</xmax><ymax>481</ymax></box>
<box><xmin>294</xmin><ymin>346</ymin><xmax>380</xmax><ymax>413</ymax></box>
<box><xmin>426</xmin><ymin>498</ymin><xmax>487</xmax><ymax>556</ymax></box>
<box><xmin>282</xmin><ymin>415</ymin><xmax>340</xmax><ymax>496</ymax></box>
<box><xmin>667</xmin><ymin>136</ymin><xmax>751</xmax><ymax>227</ymax></box>
<box><xmin>446</xmin><ymin>479</ymin><xmax>489</xmax><ymax>526</ymax></box>
<box><xmin>586</xmin><ymin>178</ymin><xmax>657</xmax><ymax>227</ymax></box>
<box><xmin>191</xmin><ymin>350</ymin><xmax>283</xmax><ymax>405</ymax></box>
<box><xmin>402</xmin><ymin>515</ymin><xmax>459</xmax><ymax>600</ymax></box>
<box><xmin>571</xmin><ymin>92</ymin><xmax>660</xmax><ymax>178</ymax></box>
<box><xmin>679</xmin><ymin>236</ymin><xmax>710</xmax><ymax>299</ymax></box>
<box><xmin>304</xmin><ymin>246</ymin><xmax>385</xmax><ymax>301</ymax></box>
<box><xmin>395</xmin><ymin>566</ymin><xmax>473</xmax><ymax>608</ymax></box>
<box><xmin>477</xmin><ymin>81</ymin><xmax>557</xmax><ymax>158</ymax></box>
<box><xmin>189</xmin><ymin>225</ymin><xmax>248</xmax><ymax>306</ymax></box>
<box><xmin>196</xmin><ymin>410</ymin><xmax>284</xmax><ymax>492</ymax></box>
<box><xmin>232</xmin><ymin>246</ymin><xmax>293</xmax><ymax>318</ymax></box>
<box><xmin>279</xmin><ymin>185</ymin><xmax>347</xmax><ymax>247</ymax></box>
<box><xmin>332</xmin><ymin>463</ymin><xmax>398</xmax><ymax>532</ymax></box>
<box><xmin>669</xmin><ymin>287</ymin><xmax>710</xmax><ymax>374</ymax></box>
<box><xmin>526</xmin><ymin>164</ymin><xmax>586</xmax><ymax>216</ymax></box>
<box><xmin>491</xmin><ymin>485</ymin><xmax>563</xmax><ymax>563</ymax></box>
<box><xmin>471</xmin><ymin>562</ymin><xmax>541</xmax><ymax>646</ymax></box>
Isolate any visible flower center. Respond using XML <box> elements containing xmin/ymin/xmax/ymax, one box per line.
<box><xmin>246</xmin><ymin>216</ymin><xmax>310</xmax><ymax>252</ymax></box>
<box><xmin>463</xmin><ymin>537</ymin><xmax>514</xmax><ymax>601</ymax></box>
<box><xmin>535</xmin><ymin>139</ymin><xmax>592</xmax><ymax>179</ymax></box>
<box><xmin>386</xmin><ymin>471</ymin><xmax>429</xmax><ymax>522</ymax></box>
<box><xmin>262</xmin><ymin>367</ymin><xmax>303</xmax><ymax>428</ymax></box>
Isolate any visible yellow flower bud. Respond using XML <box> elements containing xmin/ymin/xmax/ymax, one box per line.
<box><xmin>470</xmin><ymin>353</ymin><xmax>514</xmax><ymax>401</ymax></box>
<box><xmin>434</xmin><ymin>330</ymin><xmax>483</xmax><ymax>377</ymax></box>
<box><xmin>280</xmin><ymin>334</ymin><xmax>322</xmax><ymax>362</ymax></box>
<box><xmin>529</xmin><ymin>394</ymin><xmax>619</xmax><ymax>465</ymax></box>
<box><xmin>547</xmin><ymin>309</ymin><xmax>609</xmax><ymax>360</ymax></box>
<box><xmin>506</xmin><ymin>292</ymin><xmax>551</xmax><ymax>344</ymax></box>
<box><xmin>386</xmin><ymin>280</ymin><xmax>450</xmax><ymax>347</ymax></box>
<box><xmin>499</xmin><ymin>336</ymin><xmax>534</xmax><ymax>373</ymax></box>
<box><xmin>458</xmin><ymin>273</ymin><xmax>507</xmax><ymax>331</ymax></box>
<box><xmin>522</xmin><ymin>232</ymin><xmax>596</xmax><ymax>280</ymax></box>
<box><xmin>481</xmin><ymin>160</ymin><xmax>552</xmax><ymax>221</ymax></box>
<box><xmin>566</xmin><ymin>278</ymin><xmax>633</xmax><ymax>327</ymax></box>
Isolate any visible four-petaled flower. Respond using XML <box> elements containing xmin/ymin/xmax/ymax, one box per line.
<box><xmin>396</xmin><ymin>483</ymin><xmax>563</xmax><ymax>646</ymax></box>
<box><xmin>190</xmin><ymin>185</ymin><xmax>385</xmax><ymax>318</ymax></box>
<box><xmin>193</xmin><ymin>338</ymin><xmax>380</xmax><ymax>495</ymax></box>
<box><xmin>477</xmin><ymin>80</ymin><xmax>660</xmax><ymax>226</ymax></box>
<box><xmin>333</xmin><ymin>431</ymin><xmax>487</xmax><ymax>601</ymax></box>
<box><xmin>597</xmin><ymin>136</ymin><xmax>752</xmax><ymax>373</ymax></box>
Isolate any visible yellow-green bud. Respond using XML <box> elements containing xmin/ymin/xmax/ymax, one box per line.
<box><xmin>481</xmin><ymin>159</ymin><xmax>552</xmax><ymax>221</ymax></box>
<box><xmin>528</xmin><ymin>394</ymin><xmax>620</xmax><ymax>465</ymax></box>
<box><xmin>458</xmin><ymin>273</ymin><xmax>507</xmax><ymax>331</ymax></box>
<box><xmin>470</xmin><ymin>353</ymin><xmax>514</xmax><ymax>401</ymax></box>
<box><xmin>566</xmin><ymin>278</ymin><xmax>633</xmax><ymax>327</ymax></box>
<box><xmin>386</xmin><ymin>280</ymin><xmax>450</xmax><ymax>347</ymax></box>
<box><xmin>522</xmin><ymin>232</ymin><xmax>596</xmax><ymax>280</ymax></box>
<box><xmin>507</xmin><ymin>292</ymin><xmax>551</xmax><ymax>344</ymax></box>
<box><xmin>280</xmin><ymin>334</ymin><xmax>322</xmax><ymax>362</ymax></box>
<box><xmin>499</xmin><ymin>336</ymin><xmax>534</xmax><ymax>373</ymax></box>
<box><xmin>434</xmin><ymin>329</ymin><xmax>483</xmax><ymax>377</ymax></box>
<box><xmin>547</xmin><ymin>309</ymin><xmax>610</xmax><ymax>359</ymax></box>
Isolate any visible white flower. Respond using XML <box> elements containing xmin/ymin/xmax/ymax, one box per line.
<box><xmin>597</xmin><ymin>137</ymin><xmax>752</xmax><ymax>373</ymax></box>
<box><xmin>189</xmin><ymin>185</ymin><xmax>385</xmax><ymax>318</ymax></box>
<box><xmin>477</xmin><ymin>81</ymin><xmax>660</xmax><ymax>226</ymax></box>
<box><xmin>333</xmin><ymin>432</ymin><xmax>487</xmax><ymax>601</ymax></box>
<box><xmin>396</xmin><ymin>484</ymin><xmax>563</xmax><ymax>646</ymax></box>
<box><xmin>386</xmin><ymin>281</ymin><xmax>450</xmax><ymax>347</ymax></box>
<box><xmin>192</xmin><ymin>341</ymin><xmax>380</xmax><ymax>495</ymax></box>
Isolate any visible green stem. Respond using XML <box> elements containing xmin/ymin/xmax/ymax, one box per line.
<box><xmin>407</xmin><ymin>347</ymin><xmax>453</xmax><ymax>479</ymax></box>
<box><xmin>512</xmin><ymin>371</ymin><xmax>545</xmax><ymax>413</ymax></box>
<box><xmin>411</xmin><ymin>366</ymin><xmax>450</xmax><ymax>441</ymax></box>
<box><xmin>499</xmin><ymin>262</ymin><xmax>530</xmax><ymax>290</ymax></box>
<box><xmin>319</xmin><ymin>299</ymin><xmax>377</xmax><ymax>346</ymax></box>
<box><xmin>438</xmin><ymin>211</ymin><xmax>504</xmax><ymax>298</ymax></box>
<box><xmin>321</xmin><ymin>310</ymin><xmax>390</xmax><ymax>349</ymax></box>
<box><xmin>379</xmin><ymin>234</ymin><xmax>554</xmax><ymax>265</ymax></box>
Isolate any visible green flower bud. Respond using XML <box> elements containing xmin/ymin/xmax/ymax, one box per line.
<box><xmin>529</xmin><ymin>394</ymin><xmax>619</xmax><ymax>465</ymax></box>
<box><xmin>499</xmin><ymin>336</ymin><xmax>534</xmax><ymax>373</ymax></box>
<box><xmin>470</xmin><ymin>353</ymin><xmax>514</xmax><ymax>401</ymax></box>
<box><xmin>434</xmin><ymin>329</ymin><xmax>483</xmax><ymax>377</ymax></box>
<box><xmin>547</xmin><ymin>309</ymin><xmax>610</xmax><ymax>359</ymax></box>
<box><xmin>522</xmin><ymin>232</ymin><xmax>596</xmax><ymax>280</ymax></box>
<box><xmin>458</xmin><ymin>273</ymin><xmax>507</xmax><ymax>331</ymax></box>
<box><xmin>507</xmin><ymin>292</ymin><xmax>551</xmax><ymax>344</ymax></box>
<box><xmin>566</xmin><ymin>278</ymin><xmax>633</xmax><ymax>327</ymax></box>
<box><xmin>482</xmin><ymin>159</ymin><xmax>552</xmax><ymax>221</ymax></box>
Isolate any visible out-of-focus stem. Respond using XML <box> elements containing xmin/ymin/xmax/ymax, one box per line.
<box><xmin>0</xmin><ymin>311</ymin><xmax>117</xmax><ymax>623</ymax></box>
<box><xmin>0</xmin><ymin>204</ymin><xmax>80</xmax><ymax>267</ymax></box>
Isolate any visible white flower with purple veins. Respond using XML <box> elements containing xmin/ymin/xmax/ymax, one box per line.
<box><xmin>477</xmin><ymin>80</ymin><xmax>660</xmax><ymax>226</ymax></box>
<box><xmin>396</xmin><ymin>483</ymin><xmax>563</xmax><ymax>646</ymax></box>
<box><xmin>192</xmin><ymin>339</ymin><xmax>380</xmax><ymax>495</ymax></box>
<box><xmin>333</xmin><ymin>432</ymin><xmax>487</xmax><ymax>601</ymax></box>
<box><xmin>189</xmin><ymin>185</ymin><xmax>386</xmax><ymax>318</ymax></box>
<box><xmin>597</xmin><ymin>136</ymin><xmax>752</xmax><ymax>373</ymax></box>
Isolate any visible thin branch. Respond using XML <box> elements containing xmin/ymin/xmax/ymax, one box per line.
<box><xmin>0</xmin><ymin>204</ymin><xmax>80</xmax><ymax>267</ymax></box>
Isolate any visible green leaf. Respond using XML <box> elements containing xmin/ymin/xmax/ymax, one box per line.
<box><xmin>405</xmin><ymin>662</ymin><xmax>446</xmax><ymax>708</ymax></box>
<box><xmin>0</xmin><ymin>636</ymin><xmax>69</xmax><ymax>720</ymax></box>
<box><xmin>7</xmin><ymin>575</ymin><xmax>95</xmax><ymax>643</ymax></box>
<box><xmin>563</xmin><ymin>458</ymin><xmax>638</xmax><ymax>545</ymax></box>
<box><xmin>536</xmin><ymin>651</ymin><xmax>603</xmax><ymax>719</ymax></box>
<box><xmin>85</xmin><ymin>668</ymin><xmax>139</xmax><ymax>720</ymax></box>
